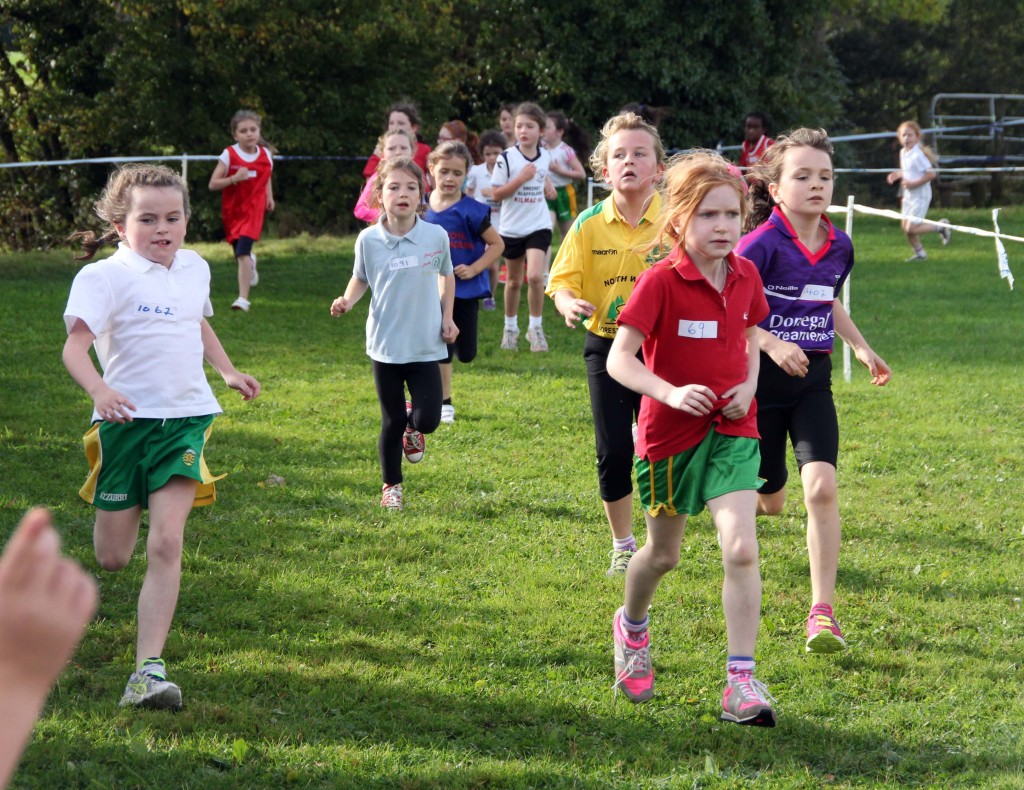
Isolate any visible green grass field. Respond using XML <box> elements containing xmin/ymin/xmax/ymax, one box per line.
<box><xmin>2</xmin><ymin>208</ymin><xmax>1023</xmax><ymax>788</ymax></box>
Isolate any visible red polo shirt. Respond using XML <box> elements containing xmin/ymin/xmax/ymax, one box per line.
<box><xmin>618</xmin><ymin>249</ymin><xmax>769</xmax><ymax>462</ymax></box>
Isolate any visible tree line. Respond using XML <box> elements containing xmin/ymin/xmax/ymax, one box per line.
<box><xmin>1</xmin><ymin>0</ymin><xmax>1020</xmax><ymax>248</ymax></box>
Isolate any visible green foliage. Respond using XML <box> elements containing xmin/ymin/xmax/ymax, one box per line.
<box><xmin>2</xmin><ymin>213</ymin><xmax>1024</xmax><ymax>786</ymax></box>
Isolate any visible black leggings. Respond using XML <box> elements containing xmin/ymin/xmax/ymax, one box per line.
<box><xmin>371</xmin><ymin>360</ymin><xmax>442</xmax><ymax>484</ymax></box>
<box><xmin>584</xmin><ymin>332</ymin><xmax>642</xmax><ymax>502</ymax></box>
<box><xmin>444</xmin><ymin>297</ymin><xmax>479</xmax><ymax>364</ymax></box>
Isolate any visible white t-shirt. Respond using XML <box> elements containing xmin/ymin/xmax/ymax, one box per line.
<box><xmin>900</xmin><ymin>144</ymin><xmax>933</xmax><ymax>203</ymax></box>
<box><xmin>466</xmin><ymin>162</ymin><xmax>500</xmax><ymax>226</ymax></box>
<box><xmin>353</xmin><ymin>216</ymin><xmax>454</xmax><ymax>364</ymax></box>
<box><xmin>491</xmin><ymin>145</ymin><xmax>553</xmax><ymax>238</ymax></box>
<box><xmin>64</xmin><ymin>244</ymin><xmax>222</xmax><ymax>420</ymax></box>
<box><xmin>546</xmin><ymin>141</ymin><xmax>578</xmax><ymax>188</ymax></box>
<box><xmin>218</xmin><ymin>143</ymin><xmax>274</xmax><ymax>170</ymax></box>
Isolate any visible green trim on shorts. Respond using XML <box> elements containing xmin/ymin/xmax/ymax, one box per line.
<box><xmin>635</xmin><ymin>430</ymin><xmax>761</xmax><ymax>517</ymax></box>
<box><xmin>546</xmin><ymin>185</ymin><xmax>573</xmax><ymax>222</ymax></box>
<box><xmin>80</xmin><ymin>415</ymin><xmax>224</xmax><ymax>510</ymax></box>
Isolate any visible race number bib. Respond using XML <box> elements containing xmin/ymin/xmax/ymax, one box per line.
<box><xmin>389</xmin><ymin>256</ymin><xmax>418</xmax><ymax>271</ymax></box>
<box><xmin>678</xmin><ymin>319</ymin><xmax>718</xmax><ymax>339</ymax></box>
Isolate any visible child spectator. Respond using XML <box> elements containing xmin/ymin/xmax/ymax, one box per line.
<box><xmin>738</xmin><ymin>112</ymin><xmax>774</xmax><ymax>168</ymax></box>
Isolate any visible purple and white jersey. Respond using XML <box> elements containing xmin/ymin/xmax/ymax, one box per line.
<box><xmin>735</xmin><ymin>207</ymin><xmax>853</xmax><ymax>354</ymax></box>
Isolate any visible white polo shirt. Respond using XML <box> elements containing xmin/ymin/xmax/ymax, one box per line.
<box><xmin>64</xmin><ymin>243</ymin><xmax>222</xmax><ymax>420</ymax></box>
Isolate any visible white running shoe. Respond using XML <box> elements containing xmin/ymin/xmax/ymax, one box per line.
<box><xmin>526</xmin><ymin>326</ymin><xmax>548</xmax><ymax>352</ymax></box>
<box><xmin>501</xmin><ymin>327</ymin><xmax>519</xmax><ymax>351</ymax></box>
<box><xmin>440</xmin><ymin>404</ymin><xmax>455</xmax><ymax>424</ymax></box>
<box><xmin>231</xmin><ymin>297</ymin><xmax>251</xmax><ymax>312</ymax></box>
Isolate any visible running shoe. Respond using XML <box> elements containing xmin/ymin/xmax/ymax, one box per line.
<box><xmin>440</xmin><ymin>404</ymin><xmax>455</xmax><ymax>424</ymax></box>
<box><xmin>501</xmin><ymin>327</ymin><xmax>519</xmax><ymax>351</ymax></box>
<box><xmin>482</xmin><ymin>297</ymin><xmax>496</xmax><ymax>311</ymax></box>
<box><xmin>526</xmin><ymin>326</ymin><xmax>548</xmax><ymax>352</ymax></box>
<box><xmin>905</xmin><ymin>249</ymin><xmax>928</xmax><ymax>262</ymax></box>
<box><xmin>606</xmin><ymin>548</ymin><xmax>635</xmax><ymax>576</ymax></box>
<box><xmin>231</xmin><ymin>297</ymin><xmax>251</xmax><ymax>312</ymax></box>
<box><xmin>403</xmin><ymin>401</ymin><xmax>425</xmax><ymax>463</ymax></box>
<box><xmin>381</xmin><ymin>483</ymin><xmax>403</xmax><ymax>510</ymax></box>
<box><xmin>806</xmin><ymin>609</ymin><xmax>847</xmax><ymax>654</ymax></box>
<box><xmin>939</xmin><ymin>218</ymin><xmax>952</xmax><ymax>246</ymax></box>
<box><xmin>119</xmin><ymin>661</ymin><xmax>182</xmax><ymax>711</ymax></box>
<box><xmin>612</xmin><ymin>607</ymin><xmax>653</xmax><ymax>703</ymax></box>
<box><xmin>720</xmin><ymin>672</ymin><xmax>777</xmax><ymax>727</ymax></box>
<box><xmin>249</xmin><ymin>253</ymin><xmax>258</xmax><ymax>286</ymax></box>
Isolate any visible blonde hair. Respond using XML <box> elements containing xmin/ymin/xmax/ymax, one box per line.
<box><xmin>589</xmin><ymin>112</ymin><xmax>666</xmax><ymax>177</ymax></box>
<box><xmin>745</xmin><ymin>128</ymin><xmax>833</xmax><ymax>232</ymax></box>
<box><xmin>378</xmin><ymin>128</ymin><xmax>417</xmax><ymax>158</ymax></box>
<box><xmin>649</xmin><ymin>150</ymin><xmax>747</xmax><ymax>256</ymax></box>
<box><xmin>70</xmin><ymin>164</ymin><xmax>189</xmax><ymax>260</ymax></box>
<box><xmin>371</xmin><ymin>157</ymin><xmax>425</xmax><ymax>215</ymax></box>
<box><xmin>897</xmin><ymin>120</ymin><xmax>938</xmax><ymax>165</ymax></box>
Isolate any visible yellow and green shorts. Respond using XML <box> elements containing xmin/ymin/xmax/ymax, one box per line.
<box><xmin>546</xmin><ymin>184</ymin><xmax>577</xmax><ymax>223</ymax></box>
<box><xmin>636</xmin><ymin>430</ymin><xmax>761</xmax><ymax>517</ymax></box>
<box><xmin>79</xmin><ymin>415</ymin><xmax>224</xmax><ymax>510</ymax></box>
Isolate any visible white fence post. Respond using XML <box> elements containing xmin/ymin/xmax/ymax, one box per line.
<box><xmin>843</xmin><ymin>195</ymin><xmax>854</xmax><ymax>383</ymax></box>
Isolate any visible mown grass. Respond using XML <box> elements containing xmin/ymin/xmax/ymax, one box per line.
<box><xmin>2</xmin><ymin>207</ymin><xmax>1023</xmax><ymax>788</ymax></box>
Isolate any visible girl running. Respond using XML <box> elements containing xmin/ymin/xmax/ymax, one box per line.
<box><xmin>607</xmin><ymin>151</ymin><xmax>776</xmax><ymax>726</ymax></box>
<box><xmin>354</xmin><ymin>129</ymin><xmax>416</xmax><ymax>224</ymax></box>
<box><xmin>362</xmin><ymin>101</ymin><xmax>432</xmax><ymax>179</ymax></box>
<box><xmin>886</xmin><ymin>120</ymin><xmax>950</xmax><ymax>261</ymax></box>
<box><xmin>547</xmin><ymin>111</ymin><xmax>666</xmax><ymax>575</ymax></box>
<box><xmin>425</xmin><ymin>142</ymin><xmax>504</xmax><ymax>424</ymax></box>
<box><xmin>738</xmin><ymin>128</ymin><xmax>891</xmax><ymax>654</ymax></box>
<box><xmin>64</xmin><ymin>164</ymin><xmax>261</xmax><ymax>709</ymax></box>
<box><xmin>543</xmin><ymin>110</ymin><xmax>589</xmax><ymax>239</ymax></box>
<box><xmin>331</xmin><ymin>157</ymin><xmax>457</xmax><ymax>511</ymax></box>
<box><xmin>490</xmin><ymin>102</ymin><xmax>556</xmax><ymax>352</ymax></box>
<box><xmin>208</xmin><ymin>109</ymin><xmax>276</xmax><ymax>313</ymax></box>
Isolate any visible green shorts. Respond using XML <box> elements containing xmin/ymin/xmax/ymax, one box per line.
<box><xmin>79</xmin><ymin>416</ymin><xmax>224</xmax><ymax>510</ymax></box>
<box><xmin>635</xmin><ymin>430</ymin><xmax>761</xmax><ymax>517</ymax></box>
<box><xmin>546</xmin><ymin>184</ymin><xmax>577</xmax><ymax>223</ymax></box>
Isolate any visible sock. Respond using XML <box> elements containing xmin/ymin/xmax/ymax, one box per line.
<box><xmin>622</xmin><ymin>610</ymin><xmax>649</xmax><ymax>638</ymax></box>
<box><xmin>612</xmin><ymin>535</ymin><xmax>637</xmax><ymax>553</ymax></box>
<box><xmin>810</xmin><ymin>602</ymin><xmax>834</xmax><ymax>617</ymax></box>
<box><xmin>140</xmin><ymin>658</ymin><xmax>166</xmax><ymax>681</ymax></box>
<box><xmin>528</xmin><ymin>314</ymin><xmax>543</xmax><ymax>330</ymax></box>
<box><xmin>442</xmin><ymin>398</ymin><xmax>452</xmax><ymax>406</ymax></box>
<box><xmin>726</xmin><ymin>656</ymin><xmax>755</xmax><ymax>678</ymax></box>
<box><xmin>504</xmin><ymin>316</ymin><xmax>518</xmax><ymax>331</ymax></box>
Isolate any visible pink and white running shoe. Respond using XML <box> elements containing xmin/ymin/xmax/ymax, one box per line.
<box><xmin>612</xmin><ymin>607</ymin><xmax>653</xmax><ymax>703</ymax></box>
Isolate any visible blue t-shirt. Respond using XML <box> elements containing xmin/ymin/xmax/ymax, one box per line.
<box><xmin>353</xmin><ymin>216</ymin><xmax>453</xmax><ymax>363</ymax></box>
<box><xmin>735</xmin><ymin>208</ymin><xmax>853</xmax><ymax>354</ymax></box>
<box><xmin>424</xmin><ymin>196</ymin><xmax>492</xmax><ymax>300</ymax></box>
